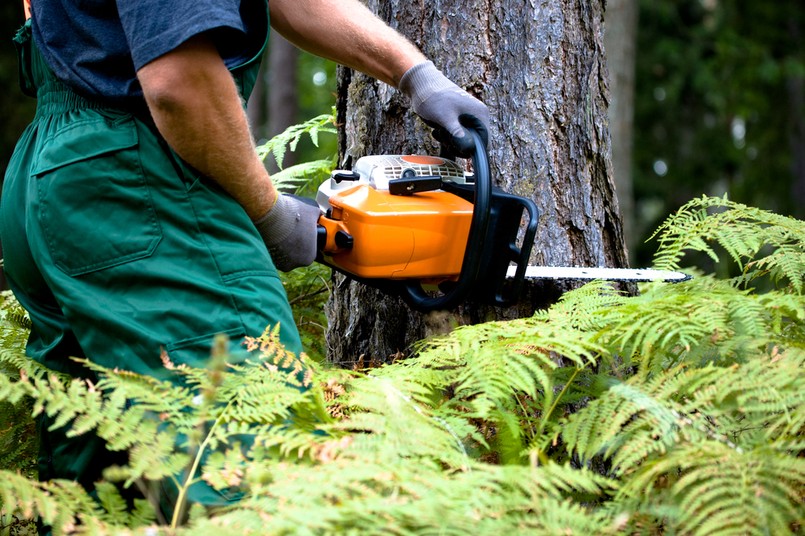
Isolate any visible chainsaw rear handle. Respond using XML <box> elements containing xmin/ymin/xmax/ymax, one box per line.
<box><xmin>400</xmin><ymin>128</ymin><xmax>491</xmax><ymax>311</ymax></box>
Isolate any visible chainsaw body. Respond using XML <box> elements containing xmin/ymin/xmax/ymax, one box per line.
<box><xmin>316</xmin><ymin>155</ymin><xmax>473</xmax><ymax>281</ymax></box>
<box><xmin>316</xmin><ymin>133</ymin><xmax>540</xmax><ymax>311</ymax></box>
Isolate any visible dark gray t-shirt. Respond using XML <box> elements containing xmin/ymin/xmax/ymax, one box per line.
<box><xmin>30</xmin><ymin>0</ymin><xmax>267</xmax><ymax>105</ymax></box>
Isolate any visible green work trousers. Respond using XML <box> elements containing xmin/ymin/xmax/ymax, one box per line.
<box><xmin>0</xmin><ymin>19</ymin><xmax>301</xmax><ymax>514</ymax></box>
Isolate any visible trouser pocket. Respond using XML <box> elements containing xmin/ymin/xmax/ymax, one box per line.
<box><xmin>32</xmin><ymin>112</ymin><xmax>162</xmax><ymax>276</ymax></box>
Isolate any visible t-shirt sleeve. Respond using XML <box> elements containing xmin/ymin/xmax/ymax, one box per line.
<box><xmin>117</xmin><ymin>0</ymin><xmax>266</xmax><ymax>71</ymax></box>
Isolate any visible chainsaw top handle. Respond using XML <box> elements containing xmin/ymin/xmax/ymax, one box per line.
<box><xmin>401</xmin><ymin>129</ymin><xmax>491</xmax><ymax>311</ymax></box>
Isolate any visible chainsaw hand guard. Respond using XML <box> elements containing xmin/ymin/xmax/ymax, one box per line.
<box><xmin>400</xmin><ymin>129</ymin><xmax>491</xmax><ymax>310</ymax></box>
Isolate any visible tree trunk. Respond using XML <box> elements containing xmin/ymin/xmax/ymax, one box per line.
<box><xmin>247</xmin><ymin>32</ymin><xmax>299</xmax><ymax>173</ymax></box>
<box><xmin>604</xmin><ymin>0</ymin><xmax>639</xmax><ymax>259</ymax></box>
<box><xmin>326</xmin><ymin>0</ymin><xmax>627</xmax><ymax>367</ymax></box>
<box><xmin>787</xmin><ymin>13</ymin><xmax>805</xmax><ymax>211</ymax></box>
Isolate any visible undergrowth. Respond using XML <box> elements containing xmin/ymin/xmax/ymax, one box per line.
<box><xmin>0</xmin><ymin>193</ymin><xmax>803</xmax><ymax>535</ymax></box>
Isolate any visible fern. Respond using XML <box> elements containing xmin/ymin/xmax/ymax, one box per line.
<box><xmin>93</xmin><ymin>481</ymin><xmax>157</xmax><ymax>528</ymax></box>
<box><xmin>377</xmin><ymin>312</ymin><xmax>608</xmax><ymax>464</ymax></box>
<box><xmin>595</xmin><ymin>274</ymin><xmax>803</xmax><ymax>373</ymax></box>
<box><xmin>0</xmin><ymin>194</ymin><xmax>803</xmax><ymax>534</ymax></box>
<box><xmin>651</xmin><ymin>195</ymin><xmax>805</xmax><ymax>292</ymax></box>
<box><xmin>562</xmin><ymin>348</ymin><xmax>805</xmax><ymax>534</ymax></box>
<box><xmin>0</xmin><ymin>471</ymin><xmax>100</xmax><ymax>533</ymax></box>
<box><xmin>0</xmin><ymin>291</ymin><xmax>31</xmax><ymax>349</ymax></box>
<box><xmin>279</xmin><ymin>262</ymin><xmax>332</xmax><ymax>363</ymax></box>
<box><xmin>197</xmin><ymin>460</ymin><xmax>619</xmax><ymax>535</ymax></box>
<box><xmin>269</xmin><ymin>157</ymin><xmax>338</xmax><ymax>193</ymax></box>
<box><xmin>0</xmin><ymin>299</ymin><xmax>38</xmax><ymax>506</ymax></box>
<box><xmin>623</xmin><ymin>442</ymin><xmax>805</xmax><ymax>536</ymax></box>
<box><xmin>255</xmin><ymin>110</ymin><xmax>337</xmax><ymax>193</ymax></box>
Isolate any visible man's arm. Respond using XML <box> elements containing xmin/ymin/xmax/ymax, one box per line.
<box><xmin>137</xmin><ymin>33</ymin><xmax>322</xmax><ymax>271</ymax></box>
<box><xmin>136</xmin><ymin>34</ymin><xmax>276</xmax><ymax>220</ymax></box>
<box><xmin>268</xmin><ymin>0</ymin><xmax>425</xmax><ymax>87</ymax></box>
<box><xmin>269</xmin><ymin>0</ymin><xmax>490</xmax><ymax>154</ymax></box>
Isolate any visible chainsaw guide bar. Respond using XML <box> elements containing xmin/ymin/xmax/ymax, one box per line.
<box><xmin>507</xmin><ymin>265</ymin><xmax>691</xmax><ymax>283</ymax></box>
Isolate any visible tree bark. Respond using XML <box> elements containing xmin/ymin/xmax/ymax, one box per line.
<box><xmin>326</xmin><ymin>0</ymin><xmax>627</xmax><ymax>367</ymax></box>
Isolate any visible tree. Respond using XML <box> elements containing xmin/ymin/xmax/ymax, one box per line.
<box><xmin>246</xmin><ymin>34</ymin><xmax>337</xmax><ymax>180</ymax></box>
<box><xmin>605</xmin><ymin>0</ymin><xmax>639</xmax><ymax>258</ymax></box>
<box><xmin>326</xmin><ymin>1</ymin><xmax>627</xmax><ymax>365</ymax></box>
<box><xmin>248</xmin><ymin>33</ymin><xmax>300</xmax><ymax>173</ymax></box>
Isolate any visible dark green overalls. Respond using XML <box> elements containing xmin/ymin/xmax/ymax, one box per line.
<box><xmin>1</xmin><ymin>9</ymin><xmax>302</xmax><ymax>515</ymax></box>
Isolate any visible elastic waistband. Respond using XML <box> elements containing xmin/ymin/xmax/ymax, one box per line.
<box><xmin>33</xmin><ymin>81</ymin><xmax>150</xmax><ymax>122</ymax></box>
<box><xmin>35</xmin><ymin>81</ymin><xmax>109</xmax><ymax>117</ymax></box>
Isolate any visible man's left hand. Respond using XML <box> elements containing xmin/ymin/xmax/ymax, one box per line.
<box><xmin>399</xmin><ymin>61</ymin><xmax>490</xmax><ymax>157</ymax></box>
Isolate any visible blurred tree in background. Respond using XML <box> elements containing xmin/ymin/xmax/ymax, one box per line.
<box><xmin>605</xmin><ymin>0</ymin><xmax>640</xmax><ymax>257</ymax></box>
<box><xmin>246</xmin><ymin>33</ymin><xmax>337</xmax><ymax>182</ymax></box>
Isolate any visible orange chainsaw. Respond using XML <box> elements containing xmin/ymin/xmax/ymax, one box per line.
<box><xmin>314</xmin><ymin>130</ymin><xmax>688</xmax><ymax>312</ymax></box>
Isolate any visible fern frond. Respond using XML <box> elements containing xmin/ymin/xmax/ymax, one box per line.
<box><xmin>536</xmin><ymin>279</ymin><xmax>628</xmax><ymax>331</ymax></box>
<box><xmin>0</xmin><ymin>472</ymin><xmax>86</xmax><ymax>532</ymax></box>
<box><xmin>651</xmin><ymin>195</ymin><xmax>805</xmax><ymax>293</ymax></box>
<box><xmin>326</xmin><ymin>372</ymin><xmax>472</xmax><ymax>469</ymax></box>
<box><xmin>410</xmin><ymin>316</ymin><xmax>606</xmax><ymax>414</ymax></box>
<box><xmin>564</xmin><ymin>346</ymin><xmax>804</xmax><ymax>470</ymax></box>
<box><xmin>269</xmin><ymin>157</ymin><xmax>338</xmax><ymax>192</ymax></box>
<box><xmin>199</xmin><ymin>460</ymin><xmax>619</xmax><ymax>535</ymax></box>
<box><xmin>562</xmin><ymin>343</ymin><xmax>804</xmax><ymax>534</ymax></box>
<box><xmin>360</xmin><ymin>286</ymin><xmax>621</xmax><ymax>465</ymax></box>
<box><xmin>0</xmin><ymin>470</ymin><xmax>159</xmax><ymax>533</ymax></box>
<box><xmin>623</xmin><ymin>442</ymin><xmax>805</xmax><ymax>536</ymax></box>
<box><xmin>255</xmin><ymin>111</ymin><xmax>336</xmax><ymax>170</ymax></box>
<box><xmin>0</xmin><ymin>290</ymin><xmax>31</xmax><ymax>330</ymax></box>
<box><xmin>596</xmin><ymin>274</ymin><xmax>785</xmax><ymax>372</ymax></box>
<box><xmin>0</xmin><ymin>293</ymin><xmax>58</xmax><ymax>385</ymax></box>
<box><xmin>94</xmin><ymin>481</ymin><xmax>157</xmax><ymax>528</ymax></box>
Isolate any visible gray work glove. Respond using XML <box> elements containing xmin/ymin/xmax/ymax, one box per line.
<box><xmin>399</xmin><ymin>61</ymin><xmax>490</xmax><ymax>157</ymax></box>
<box><xmin>253</xmin><ymin>194</ymin><xmax>320</xmax><ymax>272</ymax></box>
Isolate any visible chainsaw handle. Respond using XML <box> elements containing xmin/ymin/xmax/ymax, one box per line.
<box><xmin>401</xmin><ymin>128</ymin><xmax>491</xmax><ymax>311</ymax></box>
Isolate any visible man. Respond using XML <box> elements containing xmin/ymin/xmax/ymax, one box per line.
<box><xmin>2</xmin><ymin>0</ymin><xmax>488</xmax><ymax>515</ymax></box>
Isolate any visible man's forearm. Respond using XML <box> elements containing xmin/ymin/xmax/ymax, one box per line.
<box><xmin>269</xmin><ymin>0</ymin><xmax>426</xmax><ymax>86</ymax></box>
<box><xmin>137</xmin><ymin>35</ymin><xmax>276</xmax><ymax>220</ymax></box>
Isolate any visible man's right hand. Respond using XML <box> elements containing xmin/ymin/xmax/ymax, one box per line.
<box><xmin>253</xmin><ymin>194</ymin><xmax>321</xmax><ymax>272</ymax></box>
